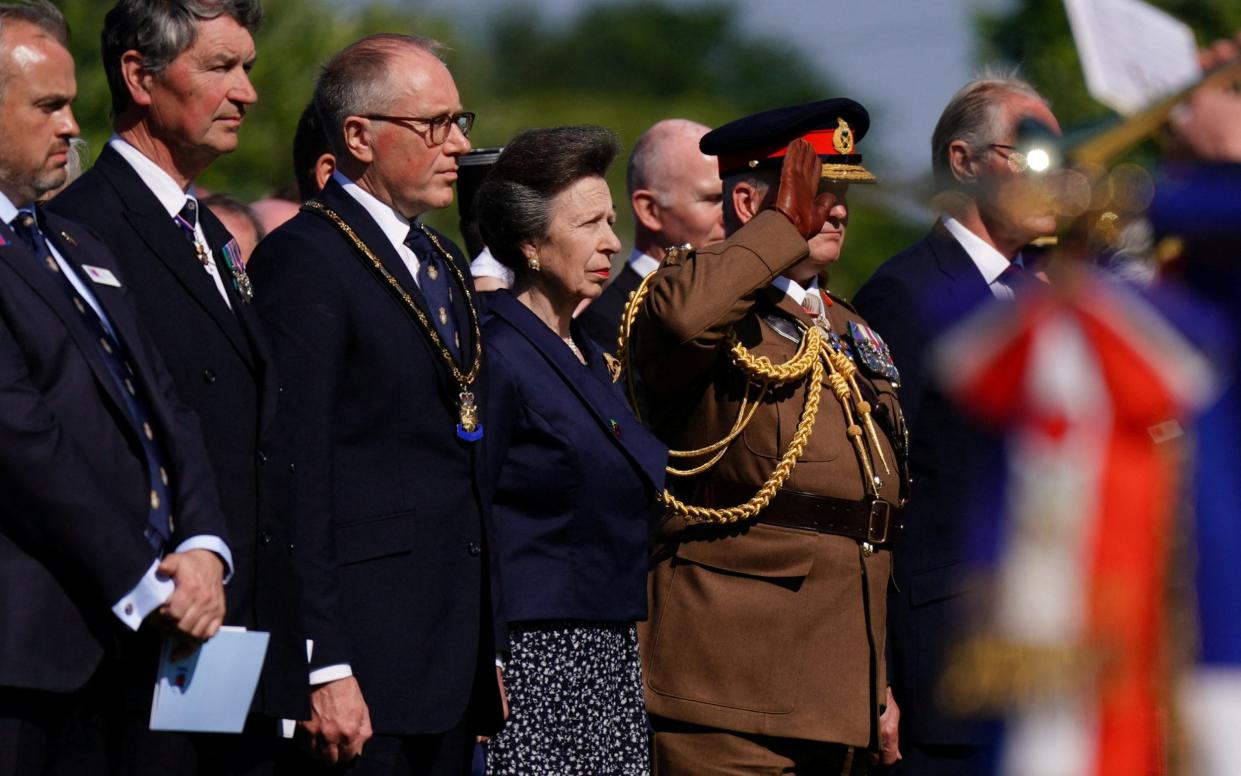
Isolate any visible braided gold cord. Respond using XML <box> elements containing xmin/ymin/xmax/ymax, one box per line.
<box><xmin>664</xmin><ymin>354</ymin><xmax>826</xmax><ymax>525</ymax></box>
<box><xmin>616</xmin><ymin>257</ymin><xmax>880</xmax><ymax>526</ymax></box>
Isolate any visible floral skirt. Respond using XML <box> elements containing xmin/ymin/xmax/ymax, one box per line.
<box><xmin>485</xmin><ymin>620</ymin><xmax>649</xmax><ymax>775</ymax></box>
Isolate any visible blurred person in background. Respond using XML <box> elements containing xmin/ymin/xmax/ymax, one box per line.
<box><xmin>852</xmin><ymin>72</ymin><xmax>1062</xmax><ymax>775</ymax></box>
<box><xmin>202</xmin><ymin>192</ymin><xmax>263</xmax><ymax>264</ymax></box>
<box><xmin>473</xmin><ymin>124</ymin><xmax>666</xmax><ymax>775</ymax></box>
<box><xmin>578</xmin><ymin>118</ymin><xmax>723</xmax><ymax>350</ymax></box>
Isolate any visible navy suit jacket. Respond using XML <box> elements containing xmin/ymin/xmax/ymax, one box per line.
<box><xmin>247</xmin><ymin>179</ymin><xmax>500</xmax><ymax>736</ymax></box>
<box><xmin>482</xmin><ymin>291</ymin><xmax>666</xmax><ymax>635</ymax></box>
<box><xmin>50</xmin><ymin>145</ymin><xmax>308</xmax><ymax>719</ymax></box>
<box><xmin>0</xmin><ymin>209</ymin><xmax>227</xmax><ymax>693</ymax></box>
<box><xmin>853</xmin><ymin>223</ymin><xmax>1000</xmax><ymax>747</ymax></box>
<box><xmin>577</xmin><ymin>260</ymin><xmax>645</xmax><ymax>353</ymax></box>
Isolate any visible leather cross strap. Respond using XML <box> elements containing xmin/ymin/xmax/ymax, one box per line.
<box><xmin>699</xmin><ymin>481</ymin><xmax>902</xmax><ymax>544</ymax></box>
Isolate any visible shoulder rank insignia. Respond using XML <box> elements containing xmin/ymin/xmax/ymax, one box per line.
<box><xmin>847</xmin><ymin>320</ymin><xmax>900</xmax><ymax>384</ymax></box>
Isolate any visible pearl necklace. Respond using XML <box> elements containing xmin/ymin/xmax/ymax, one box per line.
<box><xmin>563</xmin><ymin>336</ymin><xmax>585</xmax><ymax>364</ymax></box>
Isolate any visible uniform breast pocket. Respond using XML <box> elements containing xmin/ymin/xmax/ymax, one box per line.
<box><xmin>646</xmin><ymin>530</ymin><xmax>815</xmax><ymax>714</ymax></box>
<box><xmin>742</xmin><ymin>385</ymin><xmax>842</xmax><ymax>463</ymax></box>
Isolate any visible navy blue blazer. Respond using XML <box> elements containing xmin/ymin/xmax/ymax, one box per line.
<box><xmin>853</xmin><ymin>223</ymin><xmax>1000</xmax><ymax>748</ymax></box>
<box><xmin>0</xmin><ymin>210</ymin><xmax>228</xmax><ymax>693</ymax></box>
<box><xmin>482</xmin><ymin>291</ymin><xmax>666</xmax><ymax>632</ymax></box>
<box><xmin>51</xmin><ymin>145</ymin><xmax>308</xmax><ymax>719</ymax></box>
<box><xmin>247</xmin><ymin>179</ymin><xmax>500</xmax><ymax>736</ymax></box>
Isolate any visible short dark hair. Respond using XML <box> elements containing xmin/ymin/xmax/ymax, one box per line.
<box><xmin>0</xmin><ymin>1</ymin><xmax>69</xmax><ymax>100</ymax></box>
<box><xmin>476</xmin><ymin>125</ymin><xmax>619</xmax><ymax>276</ymax></box>
<box><xmin>314</xmin><ymin>33</ymin><xmax>445</xmax><ymax>160</ymax></box>
<box><xmin>292</xmin><ymin>101</ymin><xmax>330</xmax><ymax>201</ymax></box>
<box><xmin>102</xmin><ymin>0</ymin><xmax>263</xmax><ymax>115</ymax></box>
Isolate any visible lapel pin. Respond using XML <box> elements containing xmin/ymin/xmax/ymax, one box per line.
<box><xmin>60</xmin><ymin>231</ymin><xmax>77</xmax><ymax>247</ymax></box>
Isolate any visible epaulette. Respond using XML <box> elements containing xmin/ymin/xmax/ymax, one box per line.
<box><xmin>660</xmin><ymin>243</ymin><xmax>693</xmax><ymax>268</ymax></box>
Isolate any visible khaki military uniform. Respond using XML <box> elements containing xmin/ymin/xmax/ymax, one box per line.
<box><xmin>632</xmin><ymin>210</ymin><xmax>907</xmax><ymax>749</ymax></box>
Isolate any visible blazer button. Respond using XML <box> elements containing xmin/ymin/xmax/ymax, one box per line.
<box><xmin>258</xmin><ymin>450</ymin><xmax>268</xmax><ymax>464</ymax></box>
<box><xmin>467</xmin><ymin>541</ymin><xmax>481</xmax><ymax>557</ymax></box>
<box><xmin>259</xmin><ymin>529</ymin><xmax>272</xmax><ymax>545</ymax></box>
<box><xmin>288</xmin><ymin>462</ymin><xmax>296</xmax><ymax>474</ymax></box>
<box><xmin>202</xmin><ymin>369</ymin><xmax>216</xmax><ymax>384</ymax></box>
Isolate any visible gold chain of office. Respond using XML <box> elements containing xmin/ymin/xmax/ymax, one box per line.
<box><xmin>616</xmin><ymin>261</ymin><xmax>889</xmax><ymax>526</ymax></box>
<box><xmin>301</xmin><ymin>201</ymin><xmax>485</xmax><ymax>433</ymax></box>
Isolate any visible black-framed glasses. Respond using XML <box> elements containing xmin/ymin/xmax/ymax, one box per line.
<box><xmin>362</xmin><ymin>111</ymin><xmax>475</xmax><ymax>145</ymax></box>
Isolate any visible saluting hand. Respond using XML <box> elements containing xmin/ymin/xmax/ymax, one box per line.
<box><xmin>156</xmin><ymin>548</ymin><xmax>226</xmax><ymax>659</ymax></box>
<box><xmin>303</xmin><ymin>676</ymin><xmax>373</xmax><ymax>764</ymax></box>
<box><xmin>774</xmin><ymin>138</ymin><xmax>834</xmax><ymax>239</ymax></box>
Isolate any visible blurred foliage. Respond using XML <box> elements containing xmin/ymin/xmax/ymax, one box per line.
<box><xmin>56</xmin><ymin>0</ymin><xmax>922</xmax><ymax>294</ymax></box>
<box><xmin>977</xmin><ymin>0</ymin><xmax>1241</xmax><ymax>127</ymax></box>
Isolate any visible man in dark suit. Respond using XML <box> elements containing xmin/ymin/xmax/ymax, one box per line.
<box><xmin>0</xmin><ymin>4</ymin><xmax>230</xmax><ymax>773</ymax></box>
<box><xmin>247</xmin><ymin>33</ymin><xmax>500</xmax><ymax>775</ymax></box>
<box><xmin>852</xmin><ymin>73</ymin><xmax>1062</xmax><ymax>775</ymax></box>
<box><xmin>49</xmin><ymin>2</ymin><xmax>307</xmax><ymax>771</ymax></box>
<box><xmin>578</xmin><ymin>118</ymin><xmax>723</xmax><ymax>350</ymax></box>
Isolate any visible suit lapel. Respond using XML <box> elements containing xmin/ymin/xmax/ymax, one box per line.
<box><xmin>94</xmin><ymin>146</ymin><xmax>255</xmax><ymax>370</ymax></box>
<box><xmin>200</xmin><ymin>208</ymin><xmax>279</xmax><ymax>432</ymax></box>
<box><xmin>319</xmin><ymin>182</ymin><xmax>431</xmax><ymax>316</ymax></box>
<box><xmin>490</xmin><ymin>292</ymin><xmax>665</xmax><ymax>490</ymax></box>
<box><xmin>0</xmin><ymin>218</ymin><xmax>133</xmax><ymax>420</ymax></box>
<box><xmin>927</xmin><ymin>223</ymin><xmax>992</xmax><ymax>307</ymax></box>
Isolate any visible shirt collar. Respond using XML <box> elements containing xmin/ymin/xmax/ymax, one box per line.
<box><xmin>940</xmin><ymin>215</ymin><xmax>1023</xmax><ymax>285</ymax></box>
<box><xmin>108</xmin><ymin>135</ymin><xmax>196</xmax><ymax>218</ymax></box>
<box><xmin>770</xmin><ymin>274</ymin><xmax>820</xmax><ymax>308</ymax></box>
<box><xmin>0</xmin><ymin>190</ymin><xmax>23</xmax><ymax>226</ymax></box>
<box><xmin>332</xmin><ymin>170</ymin><xmax>412</xmax><ymax>252</ymax></box>
<box><xmin>627</xmin><ymin>248</ymin><xmax>661</xmax><ymax>279</ymax></box>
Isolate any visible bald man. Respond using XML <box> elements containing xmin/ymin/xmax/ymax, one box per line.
<box><xmin>578</xmin><ymin>118</ymin><xmax>723</xmax><ymax>351</ymax></box>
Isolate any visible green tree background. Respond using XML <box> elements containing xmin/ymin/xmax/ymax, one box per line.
<box><xmin>56</xmin><ymin>0</ymin><xmax>926</xmax><ymax>297</ymax></box>
<box><xmin>56</xmin><ymin>0</ymin><xmax>1232</xmax><ymax>296</ymax></box>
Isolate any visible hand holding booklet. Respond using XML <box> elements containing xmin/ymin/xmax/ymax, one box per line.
<box><xmin>150</xmin><ymin>626</ymin><xmax>270</xmax><ymax>733</ymax></box>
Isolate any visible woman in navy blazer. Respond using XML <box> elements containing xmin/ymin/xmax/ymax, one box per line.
<box><xmin>476</xmin><ymin>126</ymin><xmax>667</xmax><ymax>775</ymax></box>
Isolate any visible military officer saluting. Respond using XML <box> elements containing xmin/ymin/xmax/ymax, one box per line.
<box><xmin>624</xmin><ymin>100</ymin><xmax>908</xmax><ymax>774</ymax></box>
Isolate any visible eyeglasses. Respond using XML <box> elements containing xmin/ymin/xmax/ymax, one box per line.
<box><xmin>987</xmin><ymin>143</ymin><xmax>1029</xmax><ymax>173</ymax></box>
<box><xmin>362</xmin><ymin>111</ymin><xmax>475</xmax><ymax>145</ymax></box>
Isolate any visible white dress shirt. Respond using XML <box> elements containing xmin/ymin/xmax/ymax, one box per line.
<box><xmin>0</xmin><ymin>191</ymin><xmax>233</xmax><ymax>632</ymax></box>
<box><xmin>469</xmin><ymin>245</ymin><xmax>513</xmax><ymax>287</ymax></box>
<box><xmin>108</xmin><ymin>137</ymin><xmax>232</xmax><ymax>310</ymax></box>
<box><xmin>941</xmin><ymin>216</ymin><xmax>1024</xmax><ymax>300</ymax></box>
<box><xmin>627</xmin><ymin>248</ymin><xmax>661</xmax><ymax>279</ymax></box>
<box><xmin>334</xmin><ymin>170</ymin><xmax>424</xmax><ymax>289</ymax></box>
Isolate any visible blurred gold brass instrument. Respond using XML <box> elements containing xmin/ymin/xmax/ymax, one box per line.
<box><xmin>1068</xmin><ymin>55</ymin><xmax>1241</xmax><ymax>167</ymax></box>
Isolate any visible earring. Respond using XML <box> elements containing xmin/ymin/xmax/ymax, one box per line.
<box><xmin>527</xmin><ymin>255</ymin><xmax>541</xmax><ymax>272</ymax></box>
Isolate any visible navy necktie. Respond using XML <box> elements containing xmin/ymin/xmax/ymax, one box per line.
<box><xmin>11</xmin><ymin>210</ymin><xmax>174</xmax><ymax>552</ymax></box>
<box><xmin>405</xmin><ymin>225</ymin><xmax>461</xmax><ymax>359</ymax></box>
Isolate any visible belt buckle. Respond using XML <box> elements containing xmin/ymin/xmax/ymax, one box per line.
<box><xmin>867</xmin><ymin>499</ymin><xmax>892</xmax><ymax>544</ymax></box>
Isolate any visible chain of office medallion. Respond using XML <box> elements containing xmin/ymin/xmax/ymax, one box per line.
<box><xmin>301</xmin><ymin>201</ymin><xmax>482</xmax><ymax>386</ymax></box>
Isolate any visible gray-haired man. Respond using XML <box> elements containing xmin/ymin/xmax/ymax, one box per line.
<box><xmin>50</xmin><ymin>2</ymin><xmax>307</xmax><ymax>773</ymax></box>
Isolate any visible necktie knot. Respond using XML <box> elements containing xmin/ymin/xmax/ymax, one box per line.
<box><xmin>179</xmin><ymin>198</ymin><xmax>198</xmax><ymax>228</ymax></box>
<box><xmin>13</xmin><ymin>210</ymin><xmax>36</xmax><ymax>232</ymax></box>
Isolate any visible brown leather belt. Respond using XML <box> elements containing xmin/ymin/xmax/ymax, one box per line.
<box><xmin>700</xmin><ymin>481</ymin><xmax>902</xmax><ymax>544</ymax></box>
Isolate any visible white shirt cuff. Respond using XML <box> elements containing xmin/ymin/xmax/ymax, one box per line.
<box><xmin>175</xmin><ymin>534</ymin><xmax>234</xmax><ymax>583</ymax></box>
<box><xmin>110</xmin><ymin>535</ymin><xmax>233</xmax><ymax>631</ymax></box>
<box><xmin>309</xmin><ymin>663</ymin><xmax>353</xmax><ymax>686</ymax></box>
<box><xmin>112</xmin><ymin>558</ymin><xmax>174</xmax><ymax>631</ymax></box>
